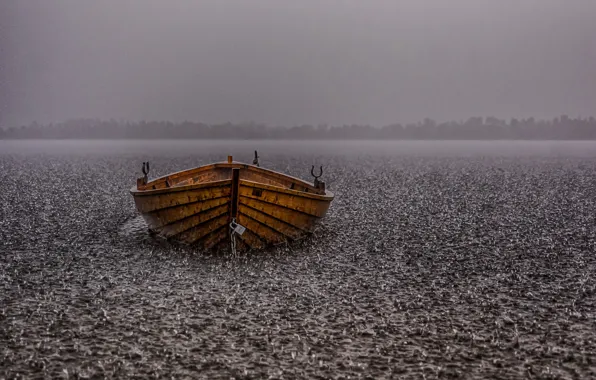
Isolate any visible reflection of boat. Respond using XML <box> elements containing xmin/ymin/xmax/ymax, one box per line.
<box><xmin>129</xmin><ymin>153</ymin><xmax>334</xmax><ymax>253</ymax></box>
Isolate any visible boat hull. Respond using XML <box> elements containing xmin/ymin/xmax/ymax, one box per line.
<box><xmin>130</xmin><ymin>162</ymin><xmax>333</xmax><ymax>252</ymax></box>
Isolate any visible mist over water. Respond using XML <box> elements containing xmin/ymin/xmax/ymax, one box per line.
<box><xmin>1</xmin><ymin>141</ymin><xmax>595</xmax><ymax>378</ymax></box>
<box><xmin>3</xmin><ymin>139</ymin><xmax>596</xmax><ymax>158</ymax></box>
<box><xmin>2</xmin><ymin>0</ymin><xmax>596</xmax><ymax>128</ymax></box>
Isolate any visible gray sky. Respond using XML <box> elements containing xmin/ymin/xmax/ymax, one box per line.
<box><xmin>1</xmin><ymin>0</ymin><xmax>595</xmax><ymax>128</ymax></box>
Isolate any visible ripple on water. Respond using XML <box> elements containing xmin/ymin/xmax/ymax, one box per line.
<box><xmin>1</xmin><ymin>141</ymin><xmax>596</xmax><ymax>379</ymax></box>
<box><xmin>118</xmin><ymin>215</ymin><xmax>151</xmax><ymax>241</ymax></box>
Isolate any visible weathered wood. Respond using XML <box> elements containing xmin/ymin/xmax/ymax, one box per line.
<box><xmin>239</xmin><ymin>197</ymin><xmax>319</xmax><ymax>232</ymax></box>
<box><xmin>230</xmin><ymin>168</ymin><xmax>240</xmax><ymax>222</ymax></box>
<box><xmin>130</xmin><ymin>156</ymin><xmax>334</xmax><ymax>252</ymax></box>
<box><xmin>137</xmin><ymin>177</ymin><xmax>147</xmax><ymax>190</ymax></box>
<box><xmin>238</xmin><ymin>203</ymin><xmax>306</xmax><ymax>238</ymax></box>
<box><xmin>201</xmin><ymin>225</ymin><xmax>229</xmax><ymax>250</ymax></box>
<box><xmin>240</xmin><ymin>165</ymin><xmax>321</xmax><ymax>194</ymax></box>
<box><xmin>133</xmin><ymin>162</ymin><xmax>328</xmax><ymax>195</ymax></box>
<box><xmin>176</xmin><ymin>169</ymin><xmax>230</xmax><ymax>187</ymax></box>
<box><xmin>158</xmin><ymin>204</ymin><xmax>229</xmax><ymax>238</ymax></box>
<box><xmin>237</xmin><ymin>213</ymin><xmax>288</xmax><ymax>245</ymax></box>
<box><xmin>133</xmin><ymin>182</ymin><xmax>231</xmax><ymax>213</ymax></box>
<box><xmin>236</xmin><ymin>226</ymin><xmax>266</xmax><ymax>250</ymax></box>
<box><xmin>146</xmin><ymin>197</ymin><xmax>230</xmax><ymax>227</ymax></box>
<box><xmin>176</xmin><ymin>214</ymin><xmax>229</xmax><ymax>244</ymax></box>
<box><xmin>238</xmin><ymin>183</ymin><xmax>330</xmax><ymax>217</ymax></box>
<box><xmin>136</xmin><ymin>165</ymin><xmax>229</xmax><ymax>191</ymax></box>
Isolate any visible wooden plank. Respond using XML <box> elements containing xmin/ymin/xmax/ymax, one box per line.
<box><xmin>176</xmin><ymin>214</ymin><xmax>229</xmax><ymax>244</ymax></box>
<box><xmin>146</xmin><ymin>197</ymin><xmax>230</xmax><ymax>227</ymax></box>
<box><xmin>175</xmin><ymin>169</ymin><xmax>230</xmax><ymax>187</ymax></box>
<box><xmin>237</xmin><ymin>213</ymin><xmax>288</xmax><ymax>245</ymax></box>
<box><xmin>133</xmin><ymin>162</ymin><xmax>333</xmax><ymax>197</ymax></box>
<box><xmin>133</xmin><ymin>184</ymin><xmax>231</xmax><ymax>213</ymax></box>
<box><xmin>135</xmin><ymin>164</ymin><xmax>227</xmax><ymax>190</ymax></box>
<box><xmin>238</xmin><ymin>204</ymin><xmax>304</xmax><ymax>239</ymax></box>
<box><xmin>200</xmin><ymin>225</ymin><xmax>229</xmax><ymax>251</ymax></box>
<box><xmin>238</xmin><ymin>183</ymin><xmax>330</xmax><ymax>217</ymax></box>
<box><xmin>235</xmin><ymin>226</ymin><xmax>266</xmax><ymax>250</ymax></box>
<box><xmin>214</xmin><ymin>163</ymin><xmax>323</xmax><ymax>194</ymax></box>
<box><xmin>240</xmin><ymin>178</ymin><xmax>332</xmax><ymax>200</ymax></box>
<box><xmin>239</xmin><ymin>197</ymin><xmax>319</xmax><ymax>232</ymax></box>
<box><xmin>158</xmin><ymin>204</ymin><xmax>229</xmax><ymax>238</ymax></box>
<box><xmin>240</xmin><ymin>170</ymin><xmax>295</xmax><ymax>190</ymax></box>
<box><xmin>243</xmin><ymin>165</ymin><xmax>321</xmax><ymax>194</ymax></box>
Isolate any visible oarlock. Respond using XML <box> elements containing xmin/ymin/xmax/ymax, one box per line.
<box><xmin>137</xmin><ymin>161</ymin><xmax>150</xmax><ymax>189</ymax></box>
<box><xmin>311</xmin><ymin>165</ymin><xmax>325</xmax><ymax>193</ymax></box>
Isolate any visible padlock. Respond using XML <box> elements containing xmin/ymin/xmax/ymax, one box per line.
<box><xmin>230</xmin><ymin>221</ymin><xmax>246</xmax><ymax>236</ymax></box>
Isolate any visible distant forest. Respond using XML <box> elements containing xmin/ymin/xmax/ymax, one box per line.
<box><xmin>2</xmin><ymin>116</ymin><xmax>596</xmax><ymax>140</ymax></box>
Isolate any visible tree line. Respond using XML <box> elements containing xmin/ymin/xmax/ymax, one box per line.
<box><xmin>2</xmin><ymin>116</ymin><xmax>596</xmax><ymax>140</ymax></box>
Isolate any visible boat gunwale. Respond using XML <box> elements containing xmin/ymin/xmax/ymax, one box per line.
<box><xmin>239</xmin><ymin>179</ymin><xmax>334</xmax><ymax>201</ymax></box>
<box><xmin>217</xmin><ymin>163</ymin><xmax>329</xmax><ymax>196</ymax></box>
<box><xmin>130</xmin><ymin>161</ymin><xmax>334</xmax><ymax>200</ymax></box>
<box><xmin>130</xmin><ymin>178</ymin><xmax>232</xmax><ymax>196</ymax></box>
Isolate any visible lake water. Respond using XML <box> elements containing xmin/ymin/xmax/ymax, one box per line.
<box><xmin>1</xmin><ymin>140</ymin><xmax>595</xmax><ymax>379</ymax></box>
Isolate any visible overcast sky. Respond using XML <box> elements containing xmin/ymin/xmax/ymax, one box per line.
<box><xmin>1</xmin><ymin>0</ymin><xmax>595</xmax><ymax>128</ymax></box>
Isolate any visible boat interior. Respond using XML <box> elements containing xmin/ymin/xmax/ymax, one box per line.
<box><xmin>136</xmin><ymin>160</ymin><xmax>325</xmax><ymax>195</ymax></box>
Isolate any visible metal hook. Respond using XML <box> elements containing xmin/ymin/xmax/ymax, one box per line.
<box><xmin>311</xmin><ymin>165</ymin><xmax>323</xmax><ymax>179</ymax></box>
<box><xmin>137</xmin><ymin>161</ymin><xmax>150</xmax><ymax>189</ymax></box>
<box><xmin>311</xmin><ymin>165</ymin><xmax>325</xmax><ymax>191</ymax></box>
<box><xmin>253</xmin><ymin>150</ymin><xmax>260</xmax><ymax>167</ymax></box>
<box><xmin>142</xmin><ymin>161</ymin><xmax>150</xmax><ymax>176</ymax></box>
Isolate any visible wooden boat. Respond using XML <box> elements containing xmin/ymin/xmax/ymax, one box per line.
<box><xmin>129</xmin><ymin>153</ymin><xmax>334</xmax><ymax>253</ymax></box>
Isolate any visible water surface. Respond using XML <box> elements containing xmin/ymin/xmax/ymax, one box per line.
<box><xmin>1</xmin><ymin>140</ymin><xmax>595</xmax><ymax>379</ymax></box>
